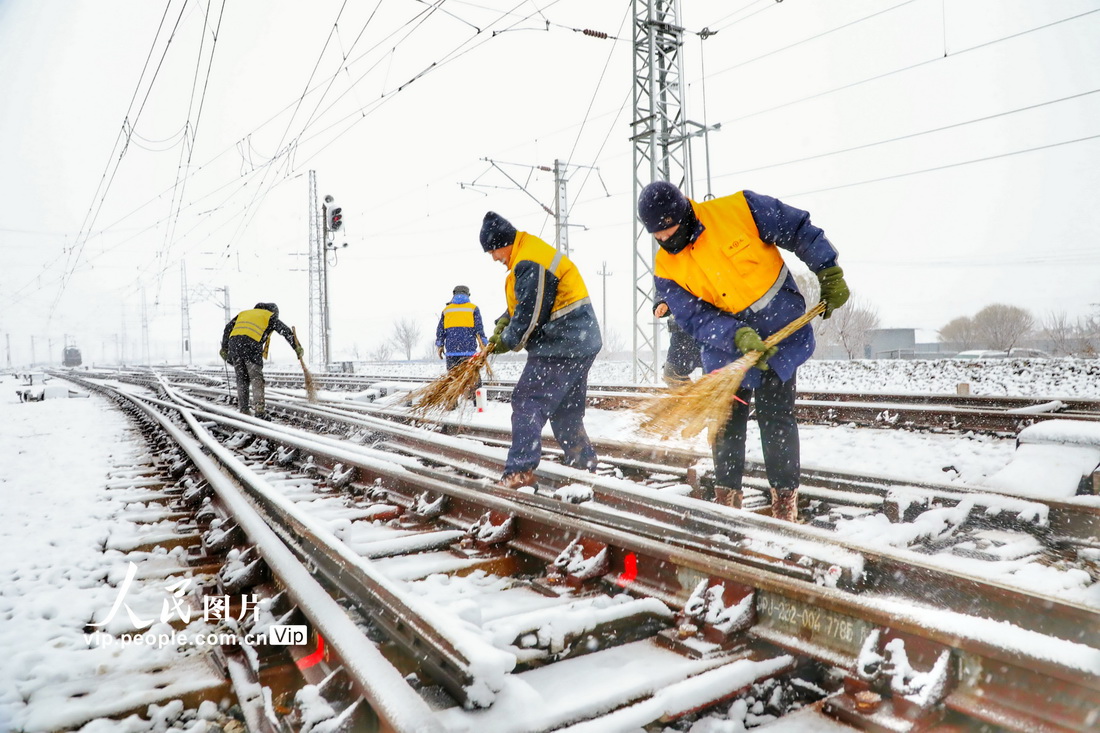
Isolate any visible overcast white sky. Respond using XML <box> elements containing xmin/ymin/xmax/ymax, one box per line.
<box><xmin>1</xmin><ymin>0</ymin><xmax>1098</xmax><ymax>367</ymax></box>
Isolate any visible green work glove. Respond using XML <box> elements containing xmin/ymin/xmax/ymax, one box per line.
<box><xmin>817</xmin><ymin>265</ymin><xmax>850</xmax><ymax>319</ymax></box>
<box><xmin>734</xmin><ymin>327</ymin><xmax>778</xmax><ymax>371</ymax></box>
<box><xmin>487</xmin><ymin>333</ymin><xmax>510</xmax><ymax>354</ymax></box>
<box><xmin>219</xmin><ymin>348</ymin><xmax>229</xmax><ymax>362</ymax></box>
<box><xmin>492</xmin><ymin>315</ymin><xmax>510</xmax><ymax>339</ymax></box>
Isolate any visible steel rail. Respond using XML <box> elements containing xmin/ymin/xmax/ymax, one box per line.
<box><xmin>86</xmin><ymin>381</ymin><xmax>443</xmax><ymax>732</ymax></box>
<box><xmin>161</xmin><ymin>384</ymin><xmax>1100</xmax><ymax>686</ymax></box>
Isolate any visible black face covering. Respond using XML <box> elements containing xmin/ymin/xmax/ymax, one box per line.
<box><xmin>657</xmin><ymin>204</ymin><xmax>698</xmax><ymax>254</ymax></box>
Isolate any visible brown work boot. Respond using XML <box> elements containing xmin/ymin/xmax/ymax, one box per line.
<box><xmin>497</xmin><ymin>470</ymin><xmax>538</xmax><ymax>490</ymax></box>
<box><xmin>714</xmin><ymin>486</ymin><xmax>743</xmax><ymax>509</ymax></box>
<box><xmin>770</xmin><ymin>488</ymin><xmax>798</xmax><ymax>522</ymax></box>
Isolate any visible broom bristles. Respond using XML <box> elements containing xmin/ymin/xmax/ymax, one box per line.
<box><xmin>300</xmin><ymin>358</ymin><xmax>319</xmax><ymax>403</ymax></box>
<box><xmin>639</xmin><ymin>303</ymin><xmax>826</xmax><ymax>444</ymax></box>
<box><xmin>410</xmin><ymin>349</ymin><xmax>493</xmax><ymax>416</ymax></box>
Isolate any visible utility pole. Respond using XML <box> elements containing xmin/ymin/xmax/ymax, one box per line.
<box><xmin>5</xmin><ymin>334</ymin><xmax>10</xmax><ymax>369</ymax></box>
<box><xmin>631</xmin><ymin>0</ymin><xmax>691</xmax><ymax>383</ymax></box>
<box><xmin>30</xmin><ymin>335</ymin><xmax>36</xmax><ymax>366</ymax></box>
<box><xmin>308</xmin><ymin>186</ymin><xmax>346</xmax><ymax>370</ymax></box>
<box><xmin>141</xmin><ymin>288</ymin><xmax>150</xmax><ymax>365</ymax></box>
<box><xmin>461</xmin><ymin>158</ymin><xmax>607</xmax><ymax>256</ymax></box>
<box><xmin>307</xmin><ymin>171</ymin><xmax>326</xmax><ymax>368</ymax></box>
<box><xmin>553</xmin><ymin>159</ymin><xmax>571</xmax><ymax>257</ymax></box>
<box><xmin>180</xmin><ymin>261</ymin><xmax>192</xmax><ymax>365</ymax></box>
<box><xmin>596</xmin><ymin>261</ymin><xmax>613</xmax><ymax>334</ymax></box>
<box><xmin>323</xmin><ymin>197</ymin><xmax>332</xmax><ymax>368</ymax></box>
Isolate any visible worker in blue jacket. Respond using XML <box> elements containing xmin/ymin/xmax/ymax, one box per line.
<box><xmin>480</xmin><ymin>211</ymin><xmax>603</xmax><ymax>490</ymax></box>
<box><xmin>435</xmin><ymin>285</ymin><xmax>487</xmax><ymax>368</ymax></box>
<box><xmin>435</xmin><ymin>285</ymin><xmax>487</xmax><ymax>400</ymax></box>
<box><xmin>637</xmin><ymin>182</ymin><xmax>850</xmax><ymax>520</ymax></box>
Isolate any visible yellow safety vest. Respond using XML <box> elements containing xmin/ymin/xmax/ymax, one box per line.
<box><xmin>230</xmin><ymin>309</ymin><xmax>273</xmax><ymax>342</ymax></box>
<box><xmin>504</xmin><ymin>232</ymin><xmax>591</xmax><ymax>319</ymax></box>
<box><xmin>442</xmin><ymin>302</ymin><xmax>477</xmax><ymax>329</ymax></box>
<box><xmin>654</xmin><ymin>192</ymin><xmax>786</xmax><ymax>314</ymax></box>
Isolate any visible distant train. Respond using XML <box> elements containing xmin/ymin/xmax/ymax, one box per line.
<box><xmin>62</xmin><ymin>346</ymin><xmax>82</xmax><ymax>367</ymax></box>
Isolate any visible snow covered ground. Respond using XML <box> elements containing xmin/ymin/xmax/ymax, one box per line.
<box><xmin>0</xmin><ymin>358</ymin><xmax>1096</xmax><ymax>732</ymax></box>
<box><xmin>355</xmin><ymin>355</ymin><xmax>1100</xmax><ymax>399</ymax></box>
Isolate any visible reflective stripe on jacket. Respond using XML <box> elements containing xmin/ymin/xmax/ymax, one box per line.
<box><xmin>505</xmin><ymin>233</ymin><xmax>591</xmax><ymax>320</ymax></box>
<box><xmin>442</xmin><ymin>302</ymin><xmax>478</xmax><ymax>329</ymax></box>
<box><xmin>500</xmin><ymin>232</ymin><xmax>602</xmax><ymax>358</ymax></box>
<box><xmin>230</xmin><ymin>309</ymin><xmax>274</xmax><ymax>342</ymax></box>
<box><xmin>654</xmin><ymin>192</ymin><xmax>786</xmax><ymax>314</ymax></box>
<box><xmin>435</xmin><ymin>298</ymin><xmax>485</xmax><ymax>357</ymax></box>
<box><xmin>653</xmin><ymin>190</ymin><xmax>839</xmax><ymax>389</ymax></box>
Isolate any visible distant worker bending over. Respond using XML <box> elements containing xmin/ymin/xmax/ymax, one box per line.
<box><xmin>653</xmin><ymin>299</ymin><xmax>702</xmax><ymax>386</ymax></box>
<box><xmin>220</xmin><ymin>302</ymin><xmax>303</xmax><ymax>419</ymax></box>
<box><xmin>480</xmin><ymin>211</ymin><xmax>603</xmax><ymax>490</ymax></box>
<box><xmin>435</xmin><ymin>285</ymin><xmax>487</xmax><ymax>398</ymax></box>
<box><xmin>637</xmin><ymin>182</ymin><xmax>850</xmax><ymax>521</ymax></box>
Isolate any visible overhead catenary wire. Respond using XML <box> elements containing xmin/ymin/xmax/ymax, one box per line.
<box><xmin>18</xmin><ymin>1</ymin><xmax>1100</xmax><ymax>339</ymax></box>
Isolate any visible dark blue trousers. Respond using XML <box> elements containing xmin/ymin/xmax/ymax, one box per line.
<box><xmin>665</xmin><ymin>323</ymin><xmax>702</xmax><ymax>378</ymax></box>
<box><xmin>506</xmin><ymin>353</ymin><xmax>598</xmax><ymax>473</ymax></box>
<box><xmin>713</xmin><ymin>370</ymin><xmax>799</xmax><ymax>491</ymax></box>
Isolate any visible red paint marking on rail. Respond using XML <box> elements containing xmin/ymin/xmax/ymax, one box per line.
<box><xmin>617</xmin><ymin>553</ymin><xmax>638</xmax><ymax>587</ymax></box>
<box><xmin>296</xmin><ymin>633</ymin><xmax>325</xmax><ymax>670</ymax></box>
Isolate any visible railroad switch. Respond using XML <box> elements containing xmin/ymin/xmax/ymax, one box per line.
<box><xmin>657</xmin><ymin>579</ymin><xmax>754</xmax><ymax>659</ymax></box>
<box><xmin>826</xmin><ymin>629</ymin><xmax>954</xmax><ymax>732</ymax></box>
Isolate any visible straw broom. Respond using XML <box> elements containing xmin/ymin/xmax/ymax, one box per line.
<box><xmin>640</xmin><ymin>302</ymin><xmax>826</xmax><ymax>443</ymax></box>
<box><xmin>292</xmin><ymin>327</ymin><xmax>319</xmax><ymax>403</ymax></box>
<box><xmin>410</xmin><ymin>347</ymin><xmax>494</xmax><ymax>416</ymax></box>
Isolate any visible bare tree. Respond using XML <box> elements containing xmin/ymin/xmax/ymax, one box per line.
<box><xmin>1076</xmin><ymin>310</ymin><xmax>1100</xmax><ymax>357</ymax></box>
<box><xmin>1042</xmin><ymin>311</ymin><xmax>1074</xmax><ymax>356</ymax></box>
<box><xmin>938</xmin><ymin>316</ymin><xmax>979</xmax><ymax>351</ymax></box>
<box><xmin>816</xmin><ymin>297</ymin><xmax>881</xmax><ymax>359</ymax></box>
<box><xmin>369</xmin><ymin>340</ymin><xmax>394</xmax><ymax>362</ymax></box>
<box><xmin>973</xmin><ymin>304</ymin><xmax>1034</xmax><ymax>352</ymax></box>
<box><xmin>599</xmin><ymin>326</ymin><xmax>627</xmax><ymax>359</ymax></box>
<box><xmin>390</xmin><ymin>317</ymin><xmax>423</xmax><ymax>360</ymax></box>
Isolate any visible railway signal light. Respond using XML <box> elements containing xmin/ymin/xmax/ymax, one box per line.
<box><xmin>328</xmin><ymin>203</ymin><xmax>343</xmax><ymax>232</ymax></box>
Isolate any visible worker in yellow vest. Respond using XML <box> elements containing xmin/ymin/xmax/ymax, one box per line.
<box><xmin>435</xmin><ymin>285</ymin><xmax>488</xmax><ymax>401</ymax></box>
<box><xmin>637</xmin><ymin>182</ymin><xmax>850</xmax><ymax>521</ymax></box>
<box><xmin>220</xmin><ymin>302</ymin><xmax>302</xmax><ymax>419</ymax></box>
<box><xmin>481</xmin><ymin>212</ymin><xmax>603</xmax><ymax>490</ymax></box>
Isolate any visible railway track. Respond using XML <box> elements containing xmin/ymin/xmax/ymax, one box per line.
<box><xmin>148</xmin><ymin>365</ymin><xmax>1100</xmax><ymax>434</ymax></box>
<box><xmin>52</xmin><ymin>371</ymin><xmax>1100</xmax><ymax>732</ymax></box>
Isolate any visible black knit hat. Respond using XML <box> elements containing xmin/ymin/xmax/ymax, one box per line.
<box><xmin>453</xmin><ymin>285</ymin><xmax>470</xmax><ymax>295</ymax></box>
<box><xmin>480</xmin><ymin>211</ymin><xmax>517</xmax><ymax>251</ymax></box>
<box><xmin>255</xmin><ymin>302</ymin><xmax>279</xmax><ymax>318</ymax></box>
<box><xmin>637</xmin><ymin>181</ymin><xmax>688</xmax><ymax>233</ymax></box>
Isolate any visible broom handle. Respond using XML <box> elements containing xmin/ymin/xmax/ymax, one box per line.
<box><xmin>737</xmin><ymin>302</ymin><xmax>827</xmax><ymax>368</ymax></box>
<box><xmin>292</xmin><ymin>326</ymin><xmax>307</xmax><ymax>367</ymax></box>
<box><xmin>762</xmin><ymin>301</ymin><xmax>826</xmax><ymax>348</ymax></box>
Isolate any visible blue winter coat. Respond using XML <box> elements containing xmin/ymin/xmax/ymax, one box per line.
<box><xmin>654</xmin><ymin>190</ymin><xmax>839</xmax><ymax>389</ymax></box>
<box><xmin>435</xmin><ymin>293</ymin><xmax>486</xmax><ymax>357</ymax></box>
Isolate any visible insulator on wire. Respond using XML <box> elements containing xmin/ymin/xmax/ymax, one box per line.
<box><xmin>581</xmin><ymin>28</ymin><xmax>608</xmax><ymax>39</ymax></box>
